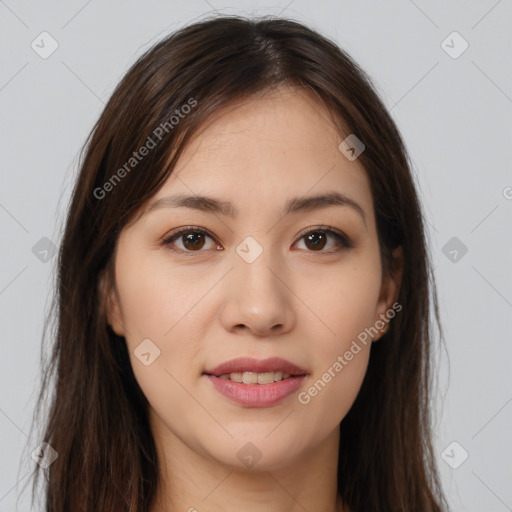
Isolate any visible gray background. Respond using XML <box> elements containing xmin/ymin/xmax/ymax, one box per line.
<box><xmin>1</xmin><ymin>1</ymin><xmax>511</xmax><ymax>511</ymax></box>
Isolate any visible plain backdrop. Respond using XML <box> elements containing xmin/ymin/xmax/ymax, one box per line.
<box><xmin>0</xmin><ymin>1</ymin><xmax>511</xmax><ymax>511</ymax></box>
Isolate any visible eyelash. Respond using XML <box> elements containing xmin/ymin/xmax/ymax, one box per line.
<box><xmin>161</xmin><ymin>225</ymin><xmax>353</xmax><ymax>257</ymax></box>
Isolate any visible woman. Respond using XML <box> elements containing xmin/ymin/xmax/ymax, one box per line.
<box><xmin>27</xmin><ymin>14</ymin><xmax>449</xmax><ymax>512</ymax></box>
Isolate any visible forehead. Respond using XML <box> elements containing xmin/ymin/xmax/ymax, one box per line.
<box><xmin>142</xmin><ymin>87</ymin><xmax>374</xmax><ymax>225</ymax></box>
<box><xmin>176</xmin><ymin>87</ymin><xmax>345</xmax><ymax>172</ymax></box>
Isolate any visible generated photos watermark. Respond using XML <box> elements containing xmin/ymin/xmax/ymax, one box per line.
<box><xmin>93</xmin><ymin>97</ymin><xmax>197</xmax><ymax>200</ymax></box>
<box><xmin>298</xmin><ymin>301</ymin><xmax>402</xmax><ymax>405</ymax></box>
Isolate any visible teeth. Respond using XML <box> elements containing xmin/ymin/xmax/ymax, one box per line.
<box><xmin>218</xmin><ymin>371</ymin><xmax>296</xmax><ymax>384</ymax></box>
<box><xmin>243</xmin><ymin>372</ymin><xmax>258</xmax><ymax>384</ymax></box>
<box><xmin>258</xmin><ymin>372</ymin><xmax>274</xmax><ymax>384</ymax></box>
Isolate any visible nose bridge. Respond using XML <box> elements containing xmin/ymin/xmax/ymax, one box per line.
<box><xmin>240</xmin><ymin>246</ymin><xmax>277</xmax><ymax>289</ymax></box>
<box><xmin>236</xmin><ymin>234</ymin><xmax>283</xmax><ymax>303</ymax></box>
<box><xmin>221</xmin><ymin>234</ymin><xmax>294</xmax><ymax>335</ymax></box>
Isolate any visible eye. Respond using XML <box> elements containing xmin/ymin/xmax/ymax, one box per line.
<box><xmin>161</xmin><ymin>225</ymin><xmax>353</xmax><ymax>256</ymax></box>
<box><xmin>162</xmin><ymin>226</ymin><xmax>222</xmax><ymax>255</ymax></box>
<box><xmin>294</xmin><ymin>226</ymin><xmax>353</xmax><ymax>253</ymax></box>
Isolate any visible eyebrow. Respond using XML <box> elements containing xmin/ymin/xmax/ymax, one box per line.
<box><xmin>146</xmin><ymin>192</ymin><xmax>367</xmax><ymax>227</ymax></box>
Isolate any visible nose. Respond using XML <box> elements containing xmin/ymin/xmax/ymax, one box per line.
<box><xmin>219</xmin><ymin>246</ymin><xmax>296</xmax><ymax>338</ymax></box>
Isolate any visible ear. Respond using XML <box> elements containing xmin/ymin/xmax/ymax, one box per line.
<box><xmin>373</xmin><ymin>245</ymin><xmax>403</xmax><ymax>341</ymax></box>
<box><xmin>98</xmin><ymin>266</ymin><xmax>125</xmax><ymax>337</ymax></box>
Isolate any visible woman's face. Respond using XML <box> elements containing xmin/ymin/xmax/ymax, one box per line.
<box><xmin>105</xmin><ymin>86</ymin><xmax>401</xmax><ymax>472</ymax></box>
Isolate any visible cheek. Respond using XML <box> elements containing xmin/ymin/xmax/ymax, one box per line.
<box><xmin>116</xmin><ymin>263</ymin><xmax>205</xmax><ymax>427</ymax></box>
<box><xmin>297</xmin><ymin>328</ymin><xmax>372</xmax><ymax>433</ymax></box>
<box><xmin>114</xmin><ymin>250</ymin><xmax>210</xmax><ymax>397</ymax></box>
<box><xmin>294</xmin><ymin>254</ymin><xmax>380</xmax><ymax>420</ymax></box>
<box><xmin>115</xmin><ymin>249</ymin><xmax>208</xmax><ymax>341</ymax></box>
<box><xmin>293</xmin><ymin>337</ymin><xmax>372</xmax><ymax>445</ymax></box>
<box><xmin>302</xmin><ymin>254</ymin><xmax>383</xmax><ymax>347</ymax></box>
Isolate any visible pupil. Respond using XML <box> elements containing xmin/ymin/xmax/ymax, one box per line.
<box><xmin>306</xmin><ymin>232</ymin><xmax>326</xmax><ymax>250</ymax></box>
<box><xmin>184</xmin><ymin>233</ymin><xmax>204</xmax><ymax>250</ymax></box>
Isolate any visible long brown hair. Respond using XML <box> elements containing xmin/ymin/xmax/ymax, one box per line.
<box><xmin>24</xmin><ymin>14</ymin><xmax>449</xmax><ymax>512</ymax></box>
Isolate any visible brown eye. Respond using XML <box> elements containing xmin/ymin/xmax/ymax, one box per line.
<box><xmin>181</xmin><ymin>231</ymin><xmax>206</xmax><ymax>250</ymax></box>
<box><xmin>295</xmin><ymin>228</ymin><xmax>352</xmax><ymax>253</ymax></box>
<box><xmin>162</xmin><ymin>227</ymin><xmax>221</xmax><ymax>254</ymax></box>
<box><xmin>303</xmin><ymin>231</ymin><xmax>328</xmax><ymax>251</ymax></box>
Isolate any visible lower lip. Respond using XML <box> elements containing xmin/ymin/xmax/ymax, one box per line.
<box><xmin>204</xmin><ymin>374</ymin><xmax>307</xmax><ymax>407</ymax></box>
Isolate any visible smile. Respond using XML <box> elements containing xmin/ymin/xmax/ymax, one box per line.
<box><xmin>217</xmin><ymin>370</ymin><xmax>293</xmax><ymax>384</ymax></box>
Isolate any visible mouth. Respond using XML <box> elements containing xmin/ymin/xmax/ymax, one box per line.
<box><xmin>207</xmin><ymin>370</ymin><xmax>299</xmax><ymax>384</ymax></box>
<box><xmin>203</xmin><ymin>357</ymin><xmax>308</xmax><ymax>407</ymax></box>
<box><xmin>203</xmin><ymin>356</ymin><xmax>308</xmax><ymax>385</ymax></box>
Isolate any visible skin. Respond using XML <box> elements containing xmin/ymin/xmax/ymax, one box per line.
<box><xmin>104</xmin><ymin>86</ymin><xmax>403</xmax><ymax>512</ymax></box>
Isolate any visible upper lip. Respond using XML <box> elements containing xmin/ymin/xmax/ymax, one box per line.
<box><xmin>204</xmin><ymin>357</ymin><xmax>308</xmax><ymax>377</ymax></box>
